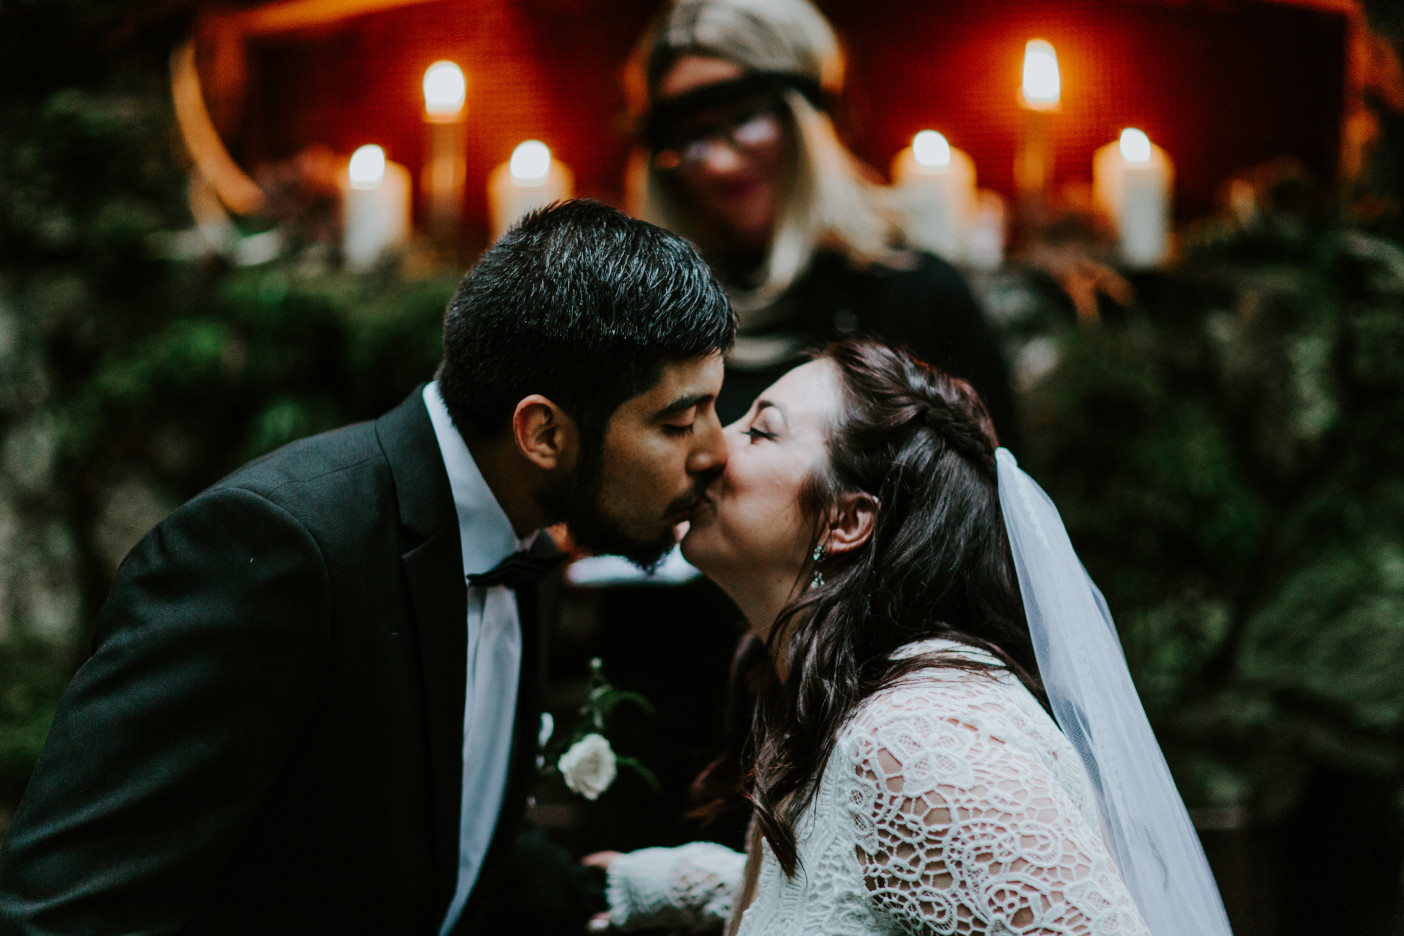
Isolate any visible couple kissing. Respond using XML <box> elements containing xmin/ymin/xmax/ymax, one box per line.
<box><xmin>0</xmin><ymin>200</ymin><xmax>1229</xmax><ymax>936</ymax></box>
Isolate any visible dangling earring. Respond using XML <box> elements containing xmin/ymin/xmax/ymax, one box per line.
<box><xmin>810</xmin><ymin>544</ymin><xmax>827</xmax><ymax>588</ymax></box>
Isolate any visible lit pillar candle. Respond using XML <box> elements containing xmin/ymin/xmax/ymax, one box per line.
<box><xmin>892</xmin><ymin>130</ymin><xmax>976</xmax><ymax>261</ymax></box>
<box><xmin>1014</xmin><ymin>39</ymin><xmax>1060</xmax><ymax>201</ymax></box>
<box><xmin>422</xmin><ymin>60</ymin><xmax>467</xmax><ymax>239</ymax></box>
<box><xmin>487</xmin><ymin>140</ymin><xmax>574</xmax><ymax>241</ymax></box>
<box><xmin>342</xmin><ymin>144</ymin><xmax>411</xmax><ymax>269</ymax></box>
<box><xmin>1093</xmin><ymin>128</ymin><xmax>1174</xmax><ymax>267</ymax></box>
<box><xmin>966</xmin><ymin>190</ymin><xmax>1007</xmax><ymax>270</ymax></box>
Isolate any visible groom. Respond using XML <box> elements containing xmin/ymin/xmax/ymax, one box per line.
<box><xmin>0</xmin><ymin>200</ymin><xmax>735</xmax><ymax>935</ymax></box>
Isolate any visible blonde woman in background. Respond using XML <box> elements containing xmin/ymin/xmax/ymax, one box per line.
<box><xmin>579</xmin><ymin>1</ymin><xmax>1020</xmax><ymax>908</ymax></box>
<box><xmin>624</xmin><ymin>0</ymin><xmax>1018</xmax><ymax>444</ymax></box>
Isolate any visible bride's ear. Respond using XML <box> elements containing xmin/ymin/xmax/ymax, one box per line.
<box><xmin>823</xmin><ymin>492</ymin><xmax>878</xmax><ymax>556</ymax></box>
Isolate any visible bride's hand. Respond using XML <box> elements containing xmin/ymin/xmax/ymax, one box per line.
<box><xmin>582</xmin><ymin>852</ymin><xmax>622</xmax><ymax>932</ymax></box>
<box><xmin>581</xmin><ymin>850</ymin><xmax>622</xmax><ymax>870</ymax></box>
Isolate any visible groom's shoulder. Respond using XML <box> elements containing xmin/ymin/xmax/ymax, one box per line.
<box><xmin>203</xmin><ymin>392</ymin><xmax>427</xmax><ymax>526</ymax></box>
<box><xmin>227</xmin><ymin>417</ymin><xmax>385</xmax><ymax>496</ymax></box>
<box><xmin>191</xmin><ymin>423</ymin><xmax>382</xmax><ymax>535</ymax></box>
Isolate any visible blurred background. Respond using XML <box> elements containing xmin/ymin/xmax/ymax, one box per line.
<box><xmin>1</xmin><ymin>0</ymin><xmax>1403</xmax><ymax>933</ymax></box>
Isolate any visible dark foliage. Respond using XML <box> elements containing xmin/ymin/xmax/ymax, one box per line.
<box><xmin>1023</xmin><ymin>194</ymin><xmax>1404</xmax><ymax>820</ymax></box>
<box><xmin>0</xmin><ymin>0</ymin><xmax>453</xmax><ymax>821</ymax></box>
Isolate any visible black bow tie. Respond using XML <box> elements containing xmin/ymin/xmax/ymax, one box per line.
<box><xmin>466</xmin><ymin>549</ymin><xmax>565</xmax><ymax>590</ymax></box>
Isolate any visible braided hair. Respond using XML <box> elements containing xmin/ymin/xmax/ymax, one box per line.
<box><xmin>691</xmin><ymin>339</ymin><xmax>1039</xmax><ymax>876</ymax></box>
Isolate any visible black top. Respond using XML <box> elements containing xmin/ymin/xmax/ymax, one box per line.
<box><xmin>717</xmin><ymin>250</ymin><xmax>1020</xmax><ymax>452</ymax></box>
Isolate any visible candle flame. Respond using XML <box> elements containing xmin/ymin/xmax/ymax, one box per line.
<box><xmin>912</xmin><ymin>130</ymin><xmax>952</xmax><ymax>169</ymax></box>
<box><xmin>1021</xmin><ymin>39</ymin><xmax>1060</xmax><ymax>109</ymax></box>
<box><xmin>1119</xmin><ymin>128</ymin><xmax>1152</xmax><ymax>163</ymax></box>
<box><xmin>509</xmin><ymin>140</ymin><xmax>552</xmax><ymax>185</ymax></box>
<box><xmin>348</xmin><ymin>145</ymin><xmax>387</xmax><ymax>190</ymax></box>
<box><xmin>423</xmin><ymin>61</ymin><xmax>466</xmax><ymax>117</ymax></box>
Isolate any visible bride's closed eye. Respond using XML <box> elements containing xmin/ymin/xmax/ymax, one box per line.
<box><xmin>743</xmin><ymin>427</ymin><xmax>777</xmax><ymax>442</ymax></box>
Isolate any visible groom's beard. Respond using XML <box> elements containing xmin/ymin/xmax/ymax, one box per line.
<box><xmin>536</xmin><ymin>461</ymin><xmax>680</xmax><ymax>572</ymax></box>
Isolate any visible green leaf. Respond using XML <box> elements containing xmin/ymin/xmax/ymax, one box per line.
<box><xmin>614</xmin><ymin>756</ymin><xmax>662</xmax><ymax>795</ymax></box>
<box><xmin>597</xmin><ymin>689</ymin><xmax>657</xmax><ymax>720</ymax></box>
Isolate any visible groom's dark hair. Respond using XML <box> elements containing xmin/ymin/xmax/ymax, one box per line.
<box><xmin>436</xmin><ymin>199</ymin><xmax>735</xmax><ymax>447</ymax></box>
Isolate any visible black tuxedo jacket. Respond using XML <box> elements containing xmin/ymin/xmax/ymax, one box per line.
<box><xmin>0</xmin><ymin>390</ymin><xmax>545</xmax><ymax>935</ymax></box>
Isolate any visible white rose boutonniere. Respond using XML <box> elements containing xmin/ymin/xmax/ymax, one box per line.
<box><xmin>539</xmin><ymin>658</ymin><xmax>660</xmax><ymax>802</ymax></box>
<box><xmin>557</xmin><ymin>733</ymin><xmax>617</xmax><ymax>801</ymax></box>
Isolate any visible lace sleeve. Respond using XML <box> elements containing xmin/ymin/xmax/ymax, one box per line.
<box><xmin>604</xmin><ymin>841</ymin><xmax>746</xmax><ymax>932</ymax></box>
<box><xmin>847</xmin><ymin>686</ymin><xmax>1152</xmax><ymax>936</ymax></box>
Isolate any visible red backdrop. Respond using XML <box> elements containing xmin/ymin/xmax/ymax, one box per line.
<box><xmin>221</xmin><ymin>0</ymin><xmax>1347</xmax><ymax>236</ymax></box>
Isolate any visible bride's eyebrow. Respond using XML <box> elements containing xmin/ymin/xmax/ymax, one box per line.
<box><xmin>754</xmin><ymin>400</ymin><xmax>786</xmax><ymax>428</ymax></box>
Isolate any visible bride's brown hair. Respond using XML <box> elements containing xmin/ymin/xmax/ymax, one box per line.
<box><xmin>692</xmin><ymin>339</ymin><xmax>1041</xmax><ymax>876</ymax></box>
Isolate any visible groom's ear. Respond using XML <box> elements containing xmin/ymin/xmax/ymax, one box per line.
<box><xmin>824</xmin><ymin>492</ymin><xmax>878</xmax><ymax>556</ymax></box>
<box><xmin>512</xmin><ymin>395</ymin><xmax>579</xmax><ymax>471</ymax></box>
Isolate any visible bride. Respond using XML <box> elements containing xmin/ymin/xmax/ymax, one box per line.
<box><xmin>588</xmin><ymin>340</ymin><xmax>1233</xmax><ymax>936</ymax></box>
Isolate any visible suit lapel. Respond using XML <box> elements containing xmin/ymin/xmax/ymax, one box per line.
<box><xmin>402</xmin><ymin>530</ymin><xmax>468</xmax><ymax>911</ymax></box>
<box><xmin>377</xmin><ymin>389</ymin><xmax>466</xmax><ymax>913</ymax></box>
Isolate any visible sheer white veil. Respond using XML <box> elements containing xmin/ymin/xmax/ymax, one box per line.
<box><xmin>995</xmin><ymin>447</ymin><xmax>1234</xmax><ymax>936</ymax></box>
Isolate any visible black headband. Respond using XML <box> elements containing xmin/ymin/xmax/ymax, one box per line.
<box><xmin>643</xmin><ymin>71</ymin><xmax>827</xmax><ymax>151</ymax></box>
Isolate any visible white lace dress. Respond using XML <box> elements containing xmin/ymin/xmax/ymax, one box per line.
<box><xmin>604</xmin><ymin>639</ymin><xmax>1151</xmax><ymax>936</ymax></box>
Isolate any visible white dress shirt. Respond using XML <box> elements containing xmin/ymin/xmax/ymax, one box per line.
<box><xmin>424</xmin><ymin>382</ymin><xmax>533</xmax><ymax>936</ymax></box>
